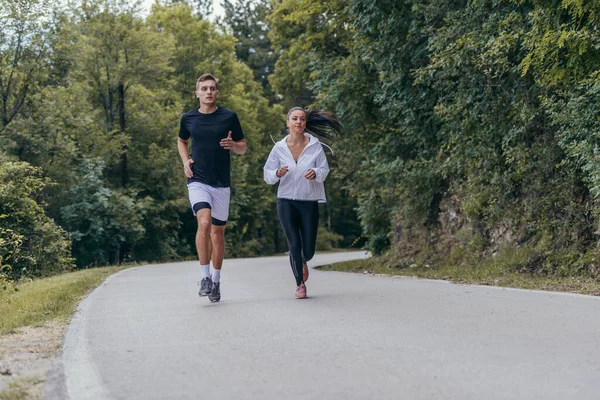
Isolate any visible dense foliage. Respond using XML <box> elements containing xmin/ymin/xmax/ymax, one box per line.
<box><xmin>268</xmin><ymin>0</ymin><xmax>600</xmax><ymax>277</ymax></box>
<box><xmin>0</xmin><ymin>154</ymin><xmax>73</xmax><ymax>281</ymax></box>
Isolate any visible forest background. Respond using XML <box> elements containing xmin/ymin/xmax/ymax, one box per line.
<box><xmin>2</xmin><ymin>0</ymin><xmax>600</xmax><ymax>285</ymax></box>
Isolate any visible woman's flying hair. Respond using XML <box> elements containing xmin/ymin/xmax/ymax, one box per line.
<box><xmin>287</xmin><ymin>107</ymin><xmax>343</xmax><ymax>141</ymax></box>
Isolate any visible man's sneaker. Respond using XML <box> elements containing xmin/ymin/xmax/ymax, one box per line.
<box><xmin>302</xmin><ymin>262</ymin><xmax>309</xmax><ymax>282</ymax></box>
<box><xmin>295</xmin><ymin>283</ymin><xmax>307</xmax><ymax>299</ymax></box>
<box><xmin>208</xmin><ymin>282</ymin><xmax>221</xmax><ymax>302</ymax></box>
<box><xmin>198</xmin><ymin>277</ymin><xmax>213</xmax><ymax>297</ymax></box>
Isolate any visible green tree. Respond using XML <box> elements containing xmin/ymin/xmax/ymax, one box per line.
<box><xmin>0</xmin><ymin>0</ymin><xmax>52</xmax><ymax>132</ymax></box>
<box><xmin>0</xmin><ymin>153</ymin><xmax>73</xmax><ymax>280</ymax></box>
<box><xmin>71</xmin><ymin>0</ymin><xmax>173</xmax><ymax>187</ymax></box>
<box><xmin>220</xmin><ymin>0</ymin><xmax>278</xmax><ymax>101</ymax></box>
<box><xmin>51</xmin><ymin>2</ymin><xmax>192</xmax><ymax>264</ymax></box>
<box><xmin>177</xmin><ymin>0</ymin><xmax>213</xmax><ymax>18</ymax></box>
<box><xmin>59</xmin><ymin>158</ymin><xmax>145</xmax><ymax>266</ymax></box>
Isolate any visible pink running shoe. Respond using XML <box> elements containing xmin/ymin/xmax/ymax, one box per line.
<box><xmin>295</xmin><ymin>283</ymin><xmax>307</xmax><ymax>299</ymax></box>
<box><xmin>302</xmin><ymin>262</ymin><xmax>309</xmax><ymax>282</ymax></box>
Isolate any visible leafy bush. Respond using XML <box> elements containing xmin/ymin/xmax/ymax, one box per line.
<box><xmin>0</xmin><ymin>228</ymin><xmax>22</xmax><ymax>289</ymax></box>
<box><xmin>0</xmin><ymin>156</ymin><xmax>73</xmax><ymax>281</ymax></box>
<box><xmin>316</xmin><ymin>226</ymin><xmax>343</xmax><ymax>251</ymax></box>
<box><xmin>59</xmin><ymin>159</ymin><xmax>145</xmax><ymax>267</ymax></box>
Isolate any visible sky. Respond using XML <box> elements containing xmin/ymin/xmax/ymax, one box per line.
<box><xmin>141</xmin><ymin>0</ymin><xmax>225</xmax><ymax>20</ymax></box>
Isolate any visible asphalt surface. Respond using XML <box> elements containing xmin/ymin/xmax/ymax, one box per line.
<box><xmin>44</xmin><ymin>251</ymin><xmax>600</xmax><ymax>399</ymax></box>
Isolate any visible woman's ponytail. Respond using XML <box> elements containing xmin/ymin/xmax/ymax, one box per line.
<box><xmin>286</xmin><ymin>107</ymin><xmax>343</xmax><ymax>141</ymax></box>
<box><xmin>305</xmin><ymin>109</ymin><xmax>343</xmax><ymax>142</ymax></box>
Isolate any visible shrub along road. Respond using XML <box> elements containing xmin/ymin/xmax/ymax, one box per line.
<box><xmin>44</xmin><ymin>251</ymin><xmax>600</xmax><ymax>399</ymax></box>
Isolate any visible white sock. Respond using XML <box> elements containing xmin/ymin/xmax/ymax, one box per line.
<box><xmin>211</xmin><ymin>268</ymin><xmax>221</xmax><ymax>283</ymax></box>
<box><xmin>201</xmin><ymin>264</ymin><xmax>210</xmax><ymax>279</ymax></box>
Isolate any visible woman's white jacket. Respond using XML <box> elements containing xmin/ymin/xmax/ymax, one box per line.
<box><xmin>263</xmin><ymin>132</ymin><xmax>330</xmax><ymax>203</ymax></box>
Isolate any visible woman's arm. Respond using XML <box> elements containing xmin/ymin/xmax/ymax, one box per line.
<box><xmin>263</xmin><ymin>147</ymin><xmax>282</xmax><ymax>185</ymax></box>
<box><xmin>309</xmin><ymin>146</ymin><xmax>330</xmax><ymax>183</ymax></box>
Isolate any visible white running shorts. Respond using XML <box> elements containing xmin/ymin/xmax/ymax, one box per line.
<box><xmin>187</xmin><ymin>182</ymin><xmax>231</xmax><ymax>224</ymax></box>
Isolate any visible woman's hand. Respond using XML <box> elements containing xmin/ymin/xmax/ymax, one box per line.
<box><xmin>304</xmin><ymin>169</ymin><xmax>316</xmax><ymax>180</ymax></box>
<box><xmin>277</xmin><ymin>166</ymin><xmax>289</xmax><ymax>178</ymax></box>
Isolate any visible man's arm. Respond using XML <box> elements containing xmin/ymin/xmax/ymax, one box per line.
<box><xmin>220</xmin><ymin>131</ymin><xmax>247</xmax><ymax>154</ymax></box>
<box><xmin>178</xmin><ymin>138</ymin><xmax>194</xmax><ymax>178</ymax></box>
<box><xmin>231</xmin><ymin>138</ymin><xmax>247</xmax><ymax>155</ymax></box>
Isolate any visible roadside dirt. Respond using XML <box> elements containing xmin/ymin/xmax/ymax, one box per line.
<box><xmin>0</xmin><ymin>323</ymin><xmax>66</xmax><ymax>400</ymax></box>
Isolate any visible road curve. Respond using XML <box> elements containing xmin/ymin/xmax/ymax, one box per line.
<box><xmin>44</xmin><ymin>251</ymin><xmax>600</xmax><ymax>400</ymax></box>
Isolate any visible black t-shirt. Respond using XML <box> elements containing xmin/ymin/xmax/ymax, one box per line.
<box><xmin>179</xmin><ymin>107</ymin><xmax>244</xmax><ymax>188</ymax></box>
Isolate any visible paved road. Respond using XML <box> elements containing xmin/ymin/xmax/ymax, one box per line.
<box><xmin>45</xmin><ymin>251</ymin><xmax>600</xmax><ymax>400</ymax></box>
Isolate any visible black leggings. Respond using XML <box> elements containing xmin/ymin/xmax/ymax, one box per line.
<box><xmin>277</xmin><ymin>199</ymin><xmax>319</xmax><ymax>286</ymax></box>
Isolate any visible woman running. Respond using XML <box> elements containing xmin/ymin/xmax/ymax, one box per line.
<box><xmin>263</xmin><ymin>107</ymin><xmax>342</xmax><ymax>299</ymax></box>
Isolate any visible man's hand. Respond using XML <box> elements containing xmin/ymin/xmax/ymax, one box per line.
<box><xmin>183</xmin><ymin>159</ymin><xmax>194</xmax><ymax>178</ymax></box>
<box><xmin>304</xmin><ymin>169</ymin><xmax>316</xmax><ymax>180</ymax></box>
<box><xmin>220</xmin><ymin>131</ymin><xmax>234</xmax><ymax>150</ymax></box>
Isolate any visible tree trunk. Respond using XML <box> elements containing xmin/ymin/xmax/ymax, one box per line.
<box><xmin>118</xmin><ymin>82</ymin><xmax>128</xmax><ymax>187</ymax></box>
<box><xmin>325</xmin><ymin>202</ymin><xmax>332</xmax><ymax>231</ymax></box>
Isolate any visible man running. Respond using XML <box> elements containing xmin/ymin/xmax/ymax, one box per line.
<box><xmin>177</xmin><ymin>73</ymin><xmax>247</xmax><ymax>302</ymax></box>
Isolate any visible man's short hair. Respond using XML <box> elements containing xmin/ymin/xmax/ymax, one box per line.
<box><xmin>196</xmin><ymin>74</ymin><xmax>219</xmax><ymax>91</ymax></box>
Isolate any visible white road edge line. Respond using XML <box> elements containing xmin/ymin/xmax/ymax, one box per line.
<box><xmin>62</xmin><ymin>268</ymin><xmax>139</xmax><ymax>400</ymax></box>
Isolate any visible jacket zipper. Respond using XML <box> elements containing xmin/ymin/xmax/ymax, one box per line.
<box><xmin>282</xmin><ymin>136</ymin><xmax>316</xmax><ymax>201</ymax></box>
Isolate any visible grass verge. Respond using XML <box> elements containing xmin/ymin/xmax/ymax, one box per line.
<box><xmin>0</xmin><ymin>266</ymin><xmax>125</xmax><ymax>336</ymax></box>
<box><xmin>0</xmin><ymin>378</ymin><xmax>39</xmax><ymax>400</ymax></box>
<box><xmin>319</xmin><ymin>255</ymin><xmax>600</xmax><ymax>296</ymax></box>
